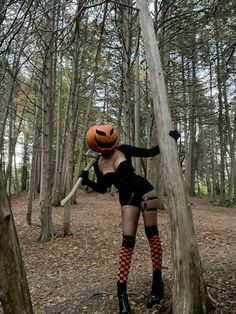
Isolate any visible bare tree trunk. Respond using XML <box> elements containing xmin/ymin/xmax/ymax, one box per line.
<box><xmin>214</xmin><ymin>16</ymin><xmax>225</xmax><ymax>205</ymax></box>
<box><xmin>63</xmin><ymin>2</ymin><xmax>108</xmax><ymax>234</ymax></box>
<box><xmin>62</xmin><ymin>8</ymin><xmax>82</xmax><ymax>236</ymax></box>
<box><xmin>21</xmin><ymin>129</ymin><xmax>29</xmax><ymax>192</ymax></box>
<box><xmin>6</xmin><ymin>101</ymin><xmax>26</xmax><ymax>196</ymax></box>
<box><xmin>200</xmin><ymin>128</ymin><xmax>213</xmax><ymax>202</ymax></box>
<box><xmin>0</xmin><ymin>173</ymin><xmax>33</xmax><ymax>314</ymax></box>
<box><xmin>4</xmin><ymin>15</ymin><xmax>31</xmax><ymax>195</ymax></box>
<box><xmin>13</xmin><ymin>152</ymin><xmax>20</xmax><ymax>195</ymax></box>
<box><xmin>149</xmin><ymin>118</ymin><xmax>167</xmax><ymax>209</ymax></box>
<box><xmin>27</xmin><ymin>107</ymin><xmax>40</xmax><ymax>225</ymax></box>
<box><xmin>39</xmin><ymin>2</ymin><xmax>56</xmax><ymax>242</ymax></box>
<box><xmin>158</xmin><ymin>0</ymin><xmax>172</xmax><ymax>74</ymax></box>
<box><xmin>6</xmin><ymin>101</ymin><xmax>13</xmax><ymax>196</ymax></box>
<box><xmin>229</xmin><ymin>106</ymin><xmax>236</xmax><ymax>201</ymax></box>
<box><xmin>209</xmin><ymin>57</ymin><xmax>217</xmax><ymax>202</ymax></box>
<box><xmin>134</xmin><ymin>34</ymin><xmax>142</xmax><ymax>175</ymax></box>
<box><xmin>121</xmin><ymin>0</ymin><xmax>133</xmax><ymax>144</ymax></box>
<box><xmin>72</xmin><ymin>3</ymin><xmax>108</xmax><ymax>190</ymax></box>
<box><xmin>137</xmin><ymin>2</ymin><xmax>208</xmax><ymax>313</ymax></box>
<box><xmin>185</xmin><ymin>53</ymin><xmax>197</xmax><ymax>197</ymax></box>
<box><xmin>52</xmin><ymin>55</ymin><xmax>63</xmax><ymax>206</ymax></box>
<box><xmin>152</xmin><ymin>1</ymin><xmax>172</xmax><ymax>209</ymax></box>
<box><xmin>60</xmin><ymin>3</ymin><xmax>87</xmax><ymax>202</ymax></box>
<box><xmin>145</xmin><ymin>79</ymin><xmax>152</xmax><ymax>178</ymax></box>
<box><xmin>50</xmin><ymin>0</ymin><xmax>63</xmax><ymax>206</ymax></box>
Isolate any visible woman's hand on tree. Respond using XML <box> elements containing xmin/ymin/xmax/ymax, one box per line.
<box><xmin>169</xmin><ymin>130</ymin><xmax>180</xmax><ymax>142</ymax></box>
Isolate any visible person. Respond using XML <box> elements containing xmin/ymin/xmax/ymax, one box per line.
<box><xmin>80</xmin><ymin>124</ymin><xmax>180</xmax><ymax>314</ymax></box>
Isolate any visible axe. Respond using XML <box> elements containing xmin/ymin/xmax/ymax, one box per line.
<box><xmin>60</xmin><ymin>149</ymin><xmax>100</xmax><ymax>206</ymax></box>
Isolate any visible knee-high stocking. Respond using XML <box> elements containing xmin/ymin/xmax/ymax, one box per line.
<box><xmin>145</xmin><ymin>225</ymin><xmax>162</xmax><ymax>271</ymax></box>
<box><xmin>117</xmin><ymin>235</ymin><xmax>135</xmax><ymax>313</ymax></box>
<box><xmin>117</xmin><ymin>235</ymin><xmax>135</xmax><ymax>288</ymax></box>
<box><xmin>145</xmin><ymin>225</ymin><xmax>164</xmax><ymax>307</ymax></box>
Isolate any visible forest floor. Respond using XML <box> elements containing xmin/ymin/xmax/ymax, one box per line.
<box><xmin>5</xmin><ymin>190</ymin><xmax>236</xmax><ymax>314</ymax></box>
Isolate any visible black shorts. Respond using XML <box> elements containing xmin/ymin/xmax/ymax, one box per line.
<box><xmin>119</xmin><ymin>191</ymin><xmax>141</xmax><ymax>207</ymax></box>
<box><xmin>118</xmin><ymin>181</ymin><xmax>154</xmax><ymax>207</ymax></box>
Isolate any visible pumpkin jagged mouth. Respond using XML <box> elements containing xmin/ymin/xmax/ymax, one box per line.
<box><xmin>95</xmin><ymin>137</ymin><xmax>117</xmax><ymax>149</ymax></box>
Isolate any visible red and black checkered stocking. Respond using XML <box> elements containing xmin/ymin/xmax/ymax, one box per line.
<box><xmin>117</xmin><ymin>235</ymin><xmax>135</xmax><ymax>284</ymax></box>
<box><xmin>145</xmin><ymin>225</ymin><xmax>162</xmax><ymax>271</ymax></box>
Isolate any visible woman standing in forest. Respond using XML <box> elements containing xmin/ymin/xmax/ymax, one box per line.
<box><xmin>80</xmin><ymin>124</ymin><xmax>179</xmax><ymax>314</ymax></box>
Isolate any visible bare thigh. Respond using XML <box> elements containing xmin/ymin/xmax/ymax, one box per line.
<box><xmin>121</xmin><ymin>205</ymin><xmax>140</xmax><ymax>235</ymax></box>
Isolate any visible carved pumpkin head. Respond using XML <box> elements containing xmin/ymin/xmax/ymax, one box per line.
<box><xmin>86</xmin><ymin>124</ymin><xmax>119</xmax><ymax>153</ymax></box>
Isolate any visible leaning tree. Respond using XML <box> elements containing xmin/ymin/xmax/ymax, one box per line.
<box><xmin>0</xmin><ymin>174</ymin><xmax>33</xmax><ymax>314</ymax></box>
<box><xmin>136</xmin><ymin>1</ymin><xmax>210</xmax><ymax>313</ymax></box>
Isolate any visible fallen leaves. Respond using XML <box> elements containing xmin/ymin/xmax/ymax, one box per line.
<box><xmin>6</xmin><ymin>191</ymin><xmax>236</xmax><ymax>314</ymax></box>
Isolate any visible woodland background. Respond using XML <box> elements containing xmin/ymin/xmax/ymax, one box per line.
<box><xmin>1</xmin><ymin>1</ymin><xmax>236</xmax><ymax>236</ymax></box>
<box><xmin>2</xmin><ymin>190</ymin><xmax>236</xmax><ymax>313</ymax></box>
<box><xmin>0</xmin><ymin>1</ymin><xmax>236</xmax><ymax>313</ymax></box>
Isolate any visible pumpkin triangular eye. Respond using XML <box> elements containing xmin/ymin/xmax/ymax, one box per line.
<box><xmin>110</xmin><ymin>128</ymin><xmax>114</xmax><ymax>136</ymax></box>
<box><xmin>96</xmin><ymin>129</ymin><xmax>106</xmax><ymax>136</ymax></box>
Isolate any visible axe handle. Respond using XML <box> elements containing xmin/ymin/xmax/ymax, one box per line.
<box><xmin>60</xmin><ymin>158</ymin><xmax>97</xmax><ymax>207</ymax></box>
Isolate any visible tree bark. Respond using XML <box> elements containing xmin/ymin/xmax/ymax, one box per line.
<box><xmin>208</xmin><ymin>56</ymin><xmax>217</xmax><ymax>202</ymax></box>
<box><xmin>121</xmin><ymin>0</ymin><xmax>133</xmax><ymax>144</ymax></box>
<box><xmin>21</xmin><ymin>130</ymin><xmax>29</xmax><ymax>192</ymax></box>
<box><xmin>214</xmin><ymin>15</ymin><xmax>225</xmax><ymax>205</ymax></box>
<box><xmin>27</xmin><ymin>101</ymin><xmax>41</xmax><ymax>225</ymax></box>
<box><xmin>0</xmin><ymin>174</ymin><xmax>33</xmax><ymax>314</ymax></box>
<box><xmin>185</xmin><ymin>52</ymin><xmax>197</xmax><ymax>197</ymax></box>
<box><xmin>136</xmin><ymin>1</ymin><xmax>208</xmax><ymax>313</ymax></box>
<box><xmin>39</xmin><ymin>1</ymin><xmax>56</xmax><ymax>242</ymax></box>
<box><xmin>51</xmin><ymin>54</ymin><xmax>63</xmax><ymax>206</ymax></box>
<box><xmin>229</xmin><ymin>106</ymin><xmax>236</xmax><ymax>201</ymax></box>
<box><xmin>201</xmin><ymin>129</ymin><xmax>213</xmax><ymax>202</ymax></box>
<box><xmin>62</xmin><ymin>7</ymin><xmax>82</xmax><ymax>236</ymax></box>
<box><xmin>134</xmin><ymin>33</ymin><xmax>142</xmax><ymax>175</ymax></box>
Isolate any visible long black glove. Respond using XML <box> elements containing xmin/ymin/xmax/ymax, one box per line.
<box><xmin>79</xmin><ymin>170</ymin><xmax>107</xmax><ymax>193</ymax></box>
<box><xmin>79</xmin><ymin>170</ymin><xmax>89</xmax><ymax>186</ymax></box>
<box><xmin>169</xmin><ymin>130</ymin><xmax>180</xmax><ymax>142</ymax></box>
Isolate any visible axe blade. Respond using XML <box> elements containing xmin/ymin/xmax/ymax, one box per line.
<box><xmin>85</xmin><ymin>149</ymin><xmax>100</xmax><ymax>160</ymax></box>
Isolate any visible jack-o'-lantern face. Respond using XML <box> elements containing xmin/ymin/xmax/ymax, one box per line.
<box><xmin>86</xmin><ymin>124</ymin><xmax>119</xmax><ymax>153</ymax></box>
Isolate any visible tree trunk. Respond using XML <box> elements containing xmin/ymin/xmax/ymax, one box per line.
<box><xmin>21</xmin><ymin>131</ymin><xmax>29</xmax><ymax>192</ymax></box>
<box><xmin>13</xmin><ymin>152</ymin><xmax>20</xmax><ymax>195</ymax></box>
<box><xmin>229</xmin><ymin>106</ymin><xmax>236</xmax><ymax>201</ymax></box>
<box><xmin>0</xmin><ymin>174</ymin><xmax>33</xmax><ymax>314</ymax></box>
<box><xmin>185</xmin><ymin>54</ymin><xmax>197</xmax><ymax>197</ymax></box>
<box><xmin>72</xmin><ymin>2</ymin><xmax>108</xmax><ymax>196</ymax></box>
<box><xmin>62</xmin><ymin>8</ymin><xmax>82</xmax><ymax>236</ymax></box>
<box><xmin>200</xmin><ymin>128</ymin><xmax>213</xmax><ymax>202</ymax></box>
<box><xmin>39</xmin><ymin>2</ymin><xmax>56</xmax><ymax>242</ymax></box>
<box><xmin>6</xmin><ymin>101</ymin><xmax>13</xmax><ymax>196</ymax></box>
<box><xmin>209</xmin><ymin>57</ymin><xmax>217</xmax><ymax>202</ymax></box>
<box><xmin>27</xmin><ymin>104</ymin><xmax>41</xmax><ymax>225</ymax></box>
<box><xmin>63</xmin><ymin>2</ymin><xmax>108</xmax><ymax>234</ymax></box>
<box><xmin>134</xmin><ymin>35</ymin><xmax>142</xmax><ymax>175</ymax></box>
<box><xmin>214</xmin><ymin>15</ymin><xmax>225</xmax><ymax>205</ymax></box>
<box><xmin>51</xmin><ymin>55</ymin><xmax>63</xmax><ymax>206</ymax></box>
<box><xmin>121</xmin><ymin>0</ymin><xmax>133</xmax><ymax>144</ymax></box>
<box><xmin>136</xmin><ymin>1</ymin><xmax>208</xmax><ymax>313</ymax></box>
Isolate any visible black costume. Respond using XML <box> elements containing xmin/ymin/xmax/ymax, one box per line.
<box><xmin>81</xmin><ymin>144</ymin><xmax>163</xmax><ymax>313</ymax></box>
<box><xmin>82</xmin><ymin>144</ymin><xmax>160</xmax><ymax>206</ymax></box>
<box><xmin>82</xmin><ymin>130</ymin><xmax>179</xmax><ymax>313</ymax></box>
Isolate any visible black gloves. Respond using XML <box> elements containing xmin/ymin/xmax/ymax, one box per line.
<box><xmin>169</xmin><ymin>130</ymin><xmax>180</xmax><ymax>142</ymax></box>
<box><xmin>79</xmin><ymin>170</ymin><xmax>89</xmax><ymax>186</ymax></box>
<box><xmin>79</xmin><ymin>170</ymin><xmax>107</xmax><ymax>193</ymax></box>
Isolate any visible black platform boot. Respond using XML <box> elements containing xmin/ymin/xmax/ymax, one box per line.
<box><xmin>117</xmin><ymin>283</ymin><xmax>131</xmax><ymax>314</ymax></box>
<box><xmin>146</xmin><ymin>270</ymin><xmax>164</xmax><ymax>308</ymax></box>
